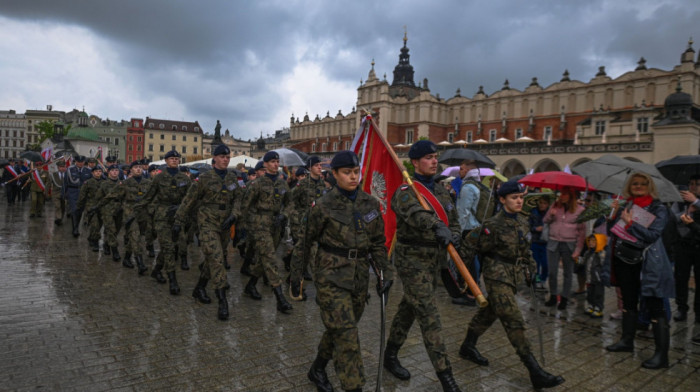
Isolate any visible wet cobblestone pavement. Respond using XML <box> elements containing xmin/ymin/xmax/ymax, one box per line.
<box><xmin>1</xmin><ymin>201</ymin><xmax>699</xmax><ymax>391</ymax></box>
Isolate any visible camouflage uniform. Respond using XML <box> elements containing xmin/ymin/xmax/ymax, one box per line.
<box><xmin>387</xmin><ymin>179</ymin><xmax>460</xmax><ymax>374</ymax></box>
<box><xmin>460</xmin><ymin>210</ymin><xmax>537</xmax><ymax>357</ymax></box>
<box><xmin>77</xmin><ymin>176</ymin><xmax>104</xmax><ymax>245</ymax></box>
<box><xmin>303</xmin><ymin>186</ymin><xmax>392</xmax><ymax>391</ymax></box>
<box><xmin>174</xmin><ymin>169</ymin><xmax>242</xmax><ymax>290</ymax></box>
<box><xmin>240</xmin><ymin>173</ymin><xmax>291</xmax><ymax>286</ymax></box>
<box><xmin>106</xmin><ymin>176</ymin><xmax>151</xmax><ymax>255</ymax></box>
<box><xmin>29</xmin><ymin>169</ymin><xmax>50</xmax><ymax>217</ymax></box>
<box><xmin>140</xmin><ymin>169</ymin><xmax>191</xmax><ymax>273</ymax></box>
<box><xmin>97</xmin><ymin>178</ymin><xmax>123</xmax><ymax>251</ymax></box>
<box><xmin>289</xmin><ymin>175</ymin><xmax>329</xmax><ymax>283</ymax></box>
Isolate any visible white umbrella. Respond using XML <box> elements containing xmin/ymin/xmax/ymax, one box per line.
<box><xmin>494</xmin><ymin>137</ymin><xmax>511</xmax><ymax>143</ymax></box>
<box><xmin>438</xmin><ymin>141</ymin><xmax>452</xmax><ymax>146</ymax></box>
<box><xmin>453</xmin><ymin>139</ymin><xmax>468</xmax><ymax>145</ymax></box>
<box><xmin>516</xmin><ymin>136</ymin><xmax>535</xmax><ymax>142</ymax></box>
<box><xmin>229</xmin><ymin>155</ymin><xmax>258</xmax><ymax>168</ymax></box>
<box><xmin>473</xmin><ymin>139</ymin><xmax>488</xmax><ymax>144</ymax></box>
<box><xmin>272</xmin><ymin>148</ymin><xmax>306</xmax><ymax>166</ymax></box>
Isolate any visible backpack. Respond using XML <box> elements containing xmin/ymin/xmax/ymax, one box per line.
<box><xmin>464</xmin><ymin>179</ymin><xmax>496</xmax><ymax>224</ymax></box>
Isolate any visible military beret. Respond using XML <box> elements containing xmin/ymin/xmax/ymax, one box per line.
<box><xmin>179</xmin><ymin>166</ymin><xmax>190</xmax><ymax>173</ymax></box>
<box><xmin>87</xmin><ymin>157</ymin><xmax>97</xmax><ymax>164</ymax></box>
<box><xmin>247</xmin><ymin>168</ymin><xmax>256</xmax><ymax>175</ymax></box>
<box><xmin>295</xmin><ymin>167</ymin><xmax>307</xmax><ymax>176</ymax></box>
<box><xmin>130</xmin><ymin>160</ymin><xmax>141</xmax><ymax>168</ymax></box>
<box><xmin>164</xmin><ymin>150</ymin><xmax>181</xmax><ymax>159</ymax></box>
<box><xmin>55</xmin><ymin>160</ymin><xmax>66</xmax><ymax>167</ymax></box>
<box><xmin>107</xmin><ymin>164</ymin><xmax>119</xmax><ymax>171</ymax></box>
<box><xmin>213</xmin><ymin>144</ymin><xmax>230</xmax><ymax>156</ymax></box>
<box><xmin>91</xmin><ymin>166</ymin><xmax>103</xmax><ymax>172</ymax></box>
<box><xmin>148</xmin><ymin>164</ymin><xmax>158</xmax><ymax>172</ymax></box>
<box><xmin>498</xmin><ymin>179</ymin><xmax>526</xmax><ymax>197</ymax></box>
<box><xmin>254</xmin><ymin>161</ymin><xmax>265</xmax><ymax>171</ymax></box>
<box><xmin>408</xmin><ymin>140</ymin><xmax>437</xmax><ymax>159</ymax></box>
<box><xmin>306</xmin><ymin>155</ymin><xmax>321</xmax><ymax>168</ymax></box>
<box><xmin>105</xmin><ymin>156</ymin><xmax>117</xmax><ymax>163</ymax></box>
<box><xmin>140</xmin><ymin>158</ymin><xmax>150</xmax><ymax>165</ymax></box>
<box><xmin>330</xmin><ymin>150</ymin><xmax>359</xmax><ymax>169</ymax></box>
<box><xmin>75</xmin><ymin>155</ymin><xmax>86</xmax><ymax>163</ymax></box>
<box><xmin>263</xmin><ymin>151</ymin><xmax>279</xmax><ymax>162</ymax></box>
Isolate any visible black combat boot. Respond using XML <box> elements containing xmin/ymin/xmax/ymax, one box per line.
<box><xmin>240</xmin><ymin>256</ymin><xmax>253</xmax><ymax>276</ymax></box>
<box><xmin>167</xmin><ymin>271</ymin><xmax>180</xmax><ymax>295</ymax></box>
<box><xmin>192</xmin><ymin>277</ymin><xmax>212</xmax><ymax>304</ymax></box>
<box><xmin>459</xmin><ymin>329</ymin><xmax>489</xmax><ymax>366</ymax></box>
<box><xmin>307</xmin><ymin>354</ymin><xmax>334</xmax><ymax>392</ymax></box>
<box><xmin>436</xmin><ymin>368</ymin><xmax>461</xmax><ymax>392</ymax></box>
<box><xmin>150</xmin><ymin>264</ymin><xmax>166</xmax><ymax>284</ymax></box>
<box><xmin>214</xmin><ymin>288</ymin><xmax>229</xmax><ymax>320</ymax></box>
<box><xmin>273</xmin><ymin>285</ymin><xmax>293</xmax><ymax>313</ymax></box>
<box><xmin>135</xmin><ymin>255</ymin><xmax>147</xmax><ymax>275</ymax></box>
<box><xmin>520</xmin><ymin>353</ymin><xmax>565</xmax><ymax>389</ymax></box>
<box><xmin>606</xmin><ymin>310</ymin><xmax>636</xmax><ymax>352</ymax></box>
<box><xmin>642</xmin><ymin>317</ymin><xmax>670</xmax><ymax>369</ymax></box>
<box><xmin>544</xmin><ymin>295</ymin><xmax>557</xmax><ymax>307</ymax></box>
<box><xmin>289</xmin><ymin>280</ymin><xmax>307</xmax><ymax>301</ymax></box>
<box><xmin>146</xmin><ymin>244</ymin><xmax>155</xmax><ymax>258</ymax></box>
<box><xmin>223</xmin><ymin>255</ymin><xmax>231</xmax><ymax>270</ymax></box>
<box><xmin>180</xmin><ymin>255</ymin><xmax>189</xmax><ymax>270</ymax></box>
<box><xmin>71</xmin><ymin>214</ymin><xmax>80</xmax><ymax>237</ymax></box>
<box><xmin>54</xmin><ymin>218</ymin><xmax>62</xmax><ymax>225</ymax></box>
<box><xmin>90</xmin><ymin>240</ymin><xmax>100</xmax><ymax>252</ymax></box>
<box><xmin>103</xmin><ymin>243</ymin><xmax>111</xmax><ymax>255</ymax></box>
<box><xmin>244</xmin><ymin>277</ymin><xmax>262</xmax><ymax>300</ymax></box>
<box><xmin>557</xmin><ymin>296</ymin><xmax>568</xmax><ymax>310</ymax></box>
<box><xmin>384</xmin><ymin>342</ymin><xmax>411</xmax><ymax>380</ymax></box>
<box><xmin>122</xmin><ymin>252</ymin><xmax>134</xmax><ymax>269</ymax></box>
<box><xmin>283</xmin><ymin>253</ymin><xmax>292</xmax><ymax>272</ymax></box>
<box><xmin>111</xmin><ymin>246</ymin><xmax>121</xmax><ymax>262</ymax></box>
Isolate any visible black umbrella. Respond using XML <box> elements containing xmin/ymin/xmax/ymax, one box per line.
<box><xmin>0</xmin><ymin>159</ymin><xmax>10</xmax><ymax>167</ymax></box>
<box><xmin>438</xmin><ymin>148</ymin><xmax>496</xmax><ymax>168</ymax></box>
<box><xmin>20</xmin><ymin>151</ymin><xmax>43</xmax><ymax>163</ymax></box>
<box><xmin>656</xmin><ymin>155</ymin><xmax>700</xmax><ymax>186</ymax></box>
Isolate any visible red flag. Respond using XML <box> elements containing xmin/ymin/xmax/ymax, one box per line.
<box><xmin>65</xmin><ymin>156</ymin><xmax>72</xmax><ymax>167</ymax></box>
<box><xmin>32</xmin><ymin>171</ymin><xmax>46</xmax><ymax>192</ymax></box>
<box><xmin>352</xmin><ymin>116</ymin><xmax>403</xmax><ymax>250</ymax></box>
<box><xmin>41</xmin><ymin>146</ymin><xmax>53</xmax><ymax>161</ymax></box>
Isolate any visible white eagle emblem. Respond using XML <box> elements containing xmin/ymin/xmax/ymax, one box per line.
<box><xmin>370</xmin><ymin>171</ymin><xmax>388</xmax><ymax>213</ymax></box>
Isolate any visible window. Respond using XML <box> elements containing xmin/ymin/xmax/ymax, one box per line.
<box><xmin>172</xmin><ymin>135</ymin><xmax>176</xmax><ymax>140</ymax></box>
<box><xmin>345</xmin><ymin>141</ymin><xmax>350</xmax><ymax>149</ymax></box>
<box><xmin>182</xmin><ymin>135</ymin><xmax>186</xmax><ymax>141</ymax></box>
<box><xmin>405</xmin><ymin>128</ymin><xmax>414</xmax><ymax>144</ymax></box>
<box><xmin>489</xmin><ymin>129</ymin><xmax>497</xmax><ymax>142</ymax></box>
<box><xmin>137</xmin><ymin>136</ymin><xmax>142</xmax><ymax>142</ymax></box>
<box><xmin>595</xmin><ymin>120</ymin><xmax>606</xmax><ymax>135</ymax></box>
<box><xmin>333</xmin><ymin>142</ymin><xmax>338</xmax><ymax>151</ymax></box>
<box><xmin>637</xmin><ymin>117</ymin><xmax>649</xmax><ymax>133</ymax></box>
<box><xmin>172</xmin><ymin>125</ymin><xmax>177</xmax><ymax>131</ymax></box>
<box><xmin>515</xmin><ymin>128</ymin><xmax>523</xmax><ymax>139</ymax></box>
<box><xmin>129</xmin><ymin>136</ymin><xmax>133</xmax><ymax>142</ymax></box>
<box><xmin>159</xmin><ymin>123</ymin><xmax>164</xmax><ymax>129</ymax></box>
<box><xmin>149</xmin><ymin>123</ymin><xmax>154</xmax><ymax>128</ymax></box>
<box><xmin>448</xmin><ymin>132</ymin><xmax>454</xmax><ymax>143</ymax></box>
<box><xmin>106</xmin><ymin>137</ymin><xmax>110</xmax><ymax>143</ymax></box>
<box><xmin>171</xmin><ymin>145</ymin><xmax>176</xmax><ymax>151</ymax></box>
<box><xmin>114</xmin><ymin>138</ymin><xmax>119</xmax><ymax>146</ymax></box>
<box><xmin>137</xmin><ymin>145</ymin><xmax>141</xmax><ymax>151</ymax></box>
<box><xmin>194</xmin><ymin>136</ymin><xmax>198</xmax><ymax>142</ymax></box>
<box><xmin>321</xmin><ymin>143</ymin><xmax>327</xmax><ymax>152</ymax></box>
<box><xmin>182</xmin><ymin>146</ymin><xmax>187</xmax><ymax>154</ymax></box>
<box><xmin>543</xmin><ymin>126</ymin><xmax>552</xmax><ymax>141</ymax></box>
<box><xmin>466</xmin><ymin>131</ymin><xmax>473</xmax><ymax>143</ymax></box>
<box><xmin>129</xmin><ymin>145</ymin><xmax>133</xmax><ymax>151</ymax></box>
<box><xmin>194</xmin><ymin>127</ymin><xmax>200</xmax><ymax>132</ymax></box>
<box><xmin>193</xmin><ymin>147</ymin><xmax>198</xmax><ymax>154</ymax></box>
<box><xmin>159</xmin><ymin>145</ymin><xmax>164</xmax><ymax>152</ymax></box>
<box><xmin>311</xmin><ymin>143</ymin><xmax>316</xmax><ymax>152</ymax></box>
<box><xmin>149</xmin><ymin>133</ymin><xmax>153</xmax><ymax>139</ymax></box>
<box><xmin>160</xmin><ymin>134</ymin><xmax>164</xmax><ymax>140</ymax></box>
<box><xmin>148</xmin><ymin>144</ymin><xmax>153</xmax><ymax>152</ymax></box>
<box><xmin>182</xmin><ymin>126</ymin><xmax>187</xmax><ymax>131</ymax></box>
<box><xmin>148</xmin><ymin>155</ymin><xmax>153</xmax><ymax>161</ymax></box>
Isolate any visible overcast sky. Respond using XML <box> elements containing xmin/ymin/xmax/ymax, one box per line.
<box><xmin>1</xmin><ymin>0</ymin><xmax>698</xmax><ymax>141</ymax></box>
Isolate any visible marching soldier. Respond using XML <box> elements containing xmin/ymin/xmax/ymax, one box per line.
<box><xmin>49</xmin><ymin>160</ymin><xmax>67</xmax><ymax>225</ymax></box>
<box><xmin>458</xmin><ymin>180</ymin><xmax>565</xmax><ymax>390</ymax></box>
<box><xmin>384</xmin><ymin>140</ymin><xmax>462</xmax><ymax>392</ymax></box>
<box><xmin>289</xmin><ymin>155</ymin><xmax>330</xmax><ymax>300</ymax></box>
<box><xmin>63</xmin><ymin>155</ymin><xmax>92</xmax><ymax>237</ymax></box>
<box><xmin>77</xmin><ymin>167</ymin><xmax>104</xmax><ymax>252</ymax></box>
<box><xmin>240</xmin><ymin>151</ymin><xmax>293</xmax><ymax>314</ymax></box>
<box><xmin>303</xmin><ymin>150</ymin><xmax>393</xmax><ymax>392</ymax></box>
<box><xmin>177</xmin><ymin>165</ymin><xmax>194</xmax><ymax>271</ymax></box>
<box><xmin>29</xmin><ymin>163</ymin><xmax>50</xmax><ymax>218</ymax></box>
<box><xmin>97</xmin><ymin>164</ymin><xmax>124</xmax><ymax>261</ymax></box>
<box><xmin>140</xmin><ymin>150</ymin><xmax>191</xmax><ymax>295</ymax></box>
<box><xmin>238</xmin><ymin>160</ymin><xmax>266</xmax><ymax>277</ymax></box>
<box><xmin>173</xmin><ymin>145</ymin><xmax>242</xmax><ymax>320</ymax></box>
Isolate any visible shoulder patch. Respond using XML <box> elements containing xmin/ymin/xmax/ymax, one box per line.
<box><xmin>227</xmin><ymin>183</ymin><xmax>237</xmax><ymax>191</ymax></box>
<box><xmin>311</xmin><ymin>200</ymin><xmax>316</xmax><ymax>208</ymax></box>
<box><xmin>483</xmin><ymin>227</ymin><xmax>491</xmax><ymax>235</ymax></box>
<box><xmin>363</xmin><ymin>209</ymin><xmax>380</xmax><ymax>223</ymax></box>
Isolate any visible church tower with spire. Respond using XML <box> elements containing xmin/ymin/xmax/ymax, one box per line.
<box><xmin>388</xmin><ymin>29</ymin><xmax>423</xmax><ymax>100</ymax></box>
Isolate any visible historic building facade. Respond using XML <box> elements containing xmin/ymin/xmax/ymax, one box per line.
<box><xmin>143</xmin><ymin>117</ymin><xmax>203</xmax><ymax>163</ymax></box>
<box><xmin>126</xmin><ymin>118</ymin><xmax>145</xmax><ymax>163</ymax></box>
<box><xmin>289</xmin><ymin>36</ymin><xmax>700</xmax><ymax>175</ymax></box>
<box><xmin>0</xmin><ymin>110</ymin><xmax>27</xmax><ymax>159</ymax></box>
<box><xmin>25</xmin><ymin>106</ymin><xmax>64</xmax><ymax>150</ymax></box>
<box><xmin>202</xmin><ymin>127</ymin><xmax>252</xmax><ymax>158</ymax></box>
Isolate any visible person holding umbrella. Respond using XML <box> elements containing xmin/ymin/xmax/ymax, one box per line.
<box><xmin>670</xmin><ymin>174</ymin><xmax>700</xmax><ymax>322</ymax></box>
<box><xmin>605</xmin><ymin>172</ymin><xmax>674</xmax><ymax>369</ymax></box>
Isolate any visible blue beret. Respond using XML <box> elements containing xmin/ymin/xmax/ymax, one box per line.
<box><xmin>498</xmin><ymin>179</ymin><xmax>526</xmax><ymax>197</ymax></box>
<box><xmin>75</xmin><ymin>155</ymin><xmax>86</xmax><ymax>163</ymax></box>
<box><xmin>247</xmin><ymin>168</ymin><xmax>256</xmax><ymax>175</ymax></box>
<box><xmin>307</xmin><ymin>155</ymin><xmax>321</xmax><ymax>168</ymax></box>
<box><xmin>148</xmin><ymin>164</ymin><xmax>158</xmax><ymax>172</ymax></box>
<box><xmin>107</xmin><ymin>164</ymin><xmax>119</xmax><ymax>171</ymax></box>
<box><xmin>330</xmin><ymin>150</ymin><xmax>359</xmax><ymax>169</ymax></box>
<box><xmin>213</xmin><ymin>144</ymin><xmax>230</xmax><ymax>156</ymax></box>
<box><xmin>179</xmin><ymin>166</ymin><xmax>190</xmax><ymax>173</ymax></box>
<box><xmin>164</xmin><ymin>150</ymin><xmax>181</xmax><ymax>159</ymax></box>
<box><xmin>408</xmin><ymin>140</ymin><xmax>437</xmax><ymax>159</ymax></box>
<box><xmin>254</xmin><ymin>161</ymin><xmax>264</xmax><ymax>171</ymax></box>
<box><xmin>105</xmin><ymin>156</ymin><xmax>117</xmax><ymax>163</ymax></box>
<box><xmin>263</xmin><ymin>151</ymin><xmax>279</xmax><ymax>162</ymax></box>
<box><xmin>91</xmin><ymin>166</ymin><xmax>103</xmax><ymax>172</ymax></box>
<box><xmin>295</xmin><ymin>167</ymin><xmax>307</xmax><ymax>176</ymax></box>
<box><xmin>130</xmin><ymin>160</ymin><xmax>141</xmax><ymax>168</ymax></box>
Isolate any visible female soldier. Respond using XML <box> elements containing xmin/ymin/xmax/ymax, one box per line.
<box><xmin>459</xmin><ymin>180</ymin><xmax>565</xmax><ymax>390</ymax></box>
<box><xmin>303</xmin><ymin>150</ymin><xmax>394</xmax><ymax>392</ymax></box>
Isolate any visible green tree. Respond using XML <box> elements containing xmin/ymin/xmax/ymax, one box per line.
<box><xmin>36</xmin><ymin>120</ymin><xmax>55</xmax><ymax>143</ymax></box>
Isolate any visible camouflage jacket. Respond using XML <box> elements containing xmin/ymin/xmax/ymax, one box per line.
<box><xmin>240</xmin><ymin>173</ymin><xmax>291</xmax><ymax>226</ymax></box>
<box><xmin>139</xmin><ymin>170</ymin><xmax>192</xmax><ymax>222</ymax></box>
<box><xmin>96</xmin><ymin>178</ymin><xmax>123</xmax><ymax>215</ymax></box>
<box><xmin>174</xmin><ymin>169</ymin><xmax>242</xmax><ymax>228</ymax></box>
<box><xmin>304</xmin><ymin>187</ymin><xmax>393</xmax><ymax>289</ymax></box>
<box><xmin>391</xmin><ymin>178</ymin><xmax>460</xmax><ymax>248</ymax></box>
<box><xmin>460</xmin><ymin>210</ymin><xmax>536</xmax><ymax>287</ymax></box>
<box><xmin>104</xmin><ymin>176</ymin><xmax>151</xmax><ymax>219</ymax></box>
<box><xmin>289</xmin><ymin>176</ymin><xmax>329</xmax><ymax>228</ymax></box>
<box><xmin>77</xmin><ymin>177</ymin><xmax>103</xmax><ymax>211</ymax></box>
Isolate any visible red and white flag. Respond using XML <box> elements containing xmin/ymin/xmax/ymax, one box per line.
<box><xmin>32</xmin><ymin>171</ymin><xmax>46</xmax><ymax>192</ymax></box>
<box><xmin>351</xmin><ymin>115</ymin><xmax>404</xmax><ymax>250</ymax></box>
<box><xmin>41</xmin><ymin>146</ymin><xmax>53</xmax><ymax>161</ymax></box>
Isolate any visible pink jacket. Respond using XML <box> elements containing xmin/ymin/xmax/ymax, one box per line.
<box><xmin>543</xmin><ymin>203</ymin><xmax>586</xmax><ymax>255</ymax></box>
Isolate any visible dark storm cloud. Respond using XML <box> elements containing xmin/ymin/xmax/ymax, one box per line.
<box><xmin>1</xmin><ymin>0</ymin><xmax>698</xmax><ymax>139</ymax></box>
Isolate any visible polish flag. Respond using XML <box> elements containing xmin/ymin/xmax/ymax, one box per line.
<box><xmin>41</xmin><ymin>146</ymin><xmax>53</xmax><ymax>161</ymax></box>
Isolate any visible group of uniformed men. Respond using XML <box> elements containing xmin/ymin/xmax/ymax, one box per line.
<box><xmin>19</xmin><ymin>140</ymin><xmax>566</xmax><ymax>392</ymax></box>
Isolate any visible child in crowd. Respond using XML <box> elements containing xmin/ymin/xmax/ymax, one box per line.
<box><xmin>582</xmin><ymin>233</ymin><xmax>609</xmax><ymax>318</ymax></box>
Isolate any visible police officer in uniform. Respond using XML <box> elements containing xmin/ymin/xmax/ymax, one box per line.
<box><xmin>173</xmin><ymin>144</ymin><xmax>243</xmax><ymax>320</ymax></box>
<box><xmin>140</xmin><ymin>150</ymin><xmax>191</xmax><ymax>295</ymax></box>
<box><xmin>458</xmin><ymin>180</ymin><xmax>565</xmax><ymax>390</ymax></box>
<box><xmin>384</xmin><ymin>140</ymin><xmax>462</xmax><ymax>392</ymax></box>
<box><xmin>63</xmin><ymin>155</ymin><xmax>92</xmax><ymax>237</ymax></box>
<box><xmin>303</xmin><ymin>150</ymin><xmax>393</xmax><ymax>392</ymax></box>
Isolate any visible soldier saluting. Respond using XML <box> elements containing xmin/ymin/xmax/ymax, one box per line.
<box><xmin>458</xmin><ymin>180</ymin><xmax>565</xmax><ymax>390</ymax></box>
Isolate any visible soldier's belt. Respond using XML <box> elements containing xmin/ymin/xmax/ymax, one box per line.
<box><xmin>397</xmin><ymin>237</ymin><xmax>439</xmax><ymax>248</ymax></box>
<box><xmin>319</xmin><ymin>244</ymin><xmax>368</xmax><ymax>260</ymax></box>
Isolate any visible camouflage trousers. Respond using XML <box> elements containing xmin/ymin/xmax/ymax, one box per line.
<box><xmin>198</xmin><ymin>223</ymin><xmax>229</xmax><ymax>290</ymax></box>
<box><xmin>86</xmin><ymin>212</ymin><xmax>103</xmax><ymax>243</ymax></box>
<box><xmin>289</xmin><ymin>233</ymin><xmax>317</xmax><ymax>283</ymax></box>
<box><xmin>102</xmin><ymin>209</ymin><xmax>122</xmax><ymax>248</ymax></box>
<box><xmin>387</xmin><ymin>244</ymin><xmax>450</xmax><ymax>373</ymax></box>
<box><xmin>138</xmin><ymin>213</ymin><xmax>156</xmax><ymax>246</ymax></box>
<box><xmin>53</xmin><ymin>195</ymin><xmax>65</xmax><ymax>220</ymax></box>
<box><xmin>154</xmin><ymin>218</ymin><xmax>179</xmax><ymax>273</ymax></box>
<box><xmin>124</xmin><ymin>214</ymin><xmax>143</xmax><ymax>254</ymax></box>
<box><xmin>249</xmin><ymin>220</ymin><xmax>283</xmax><ymax>287</ymax></box>
<box><xmin>30</xmin><ymin>191</ymin><xmax>45</xmax><ymax>216</ymax></box>
<box><xmin>178</xmin><ymin>221</ymin><xmax>195</xmax><ymax>257</ymax></box>
<box><xmin>468</xmin><ymin>278</ymin><xmax>531</xmax><ymax>357</ymax></box>
<box><xmin>315</xmin><ymin>279</ymin><xmax>369</xmax><ymax>391</ymax></box>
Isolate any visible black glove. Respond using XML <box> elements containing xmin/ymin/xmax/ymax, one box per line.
<box><xmin>275</xmin><ymin>214</ymin><xmax>287</xmax><ymax>226</ymax></box>
<box><xmin>376</xmin><ymin>279</ymin><xmax>393</xmax><ymax>298</ymax></box>
<box><xmin>451</xmin><ymin>233</ymin><xmax>461</xmax><ymax>250</ymax></box>
<box><xmin>221</xmin><ymin>215</ymin><xmax>237</xmax><ymax>231</ymax></box>
<box><xmin>433</xmin><ymin>222</ymin><xmax>453</xmax><ymax>247</ymax></box>
<box><xmin>171</xmin><ymin>224</ymin><xmax>181</xmax><ymax>242</ymax></box>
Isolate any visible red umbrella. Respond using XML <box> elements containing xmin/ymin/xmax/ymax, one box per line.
<box><xmin>518</xmin><ymin>171</ymin><xmax>595</xmax><ymax>192</ymax></box>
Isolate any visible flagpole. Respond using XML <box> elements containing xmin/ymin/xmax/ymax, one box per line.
<box><xmin>2</xmin><ymin>155</ymin><xmax>67</xmax><ymax>185</ymax></box>
<box><xmin>365</xmin><ymin>114</ymin><xmax>487</xmax><ymax>308</ymax></box>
